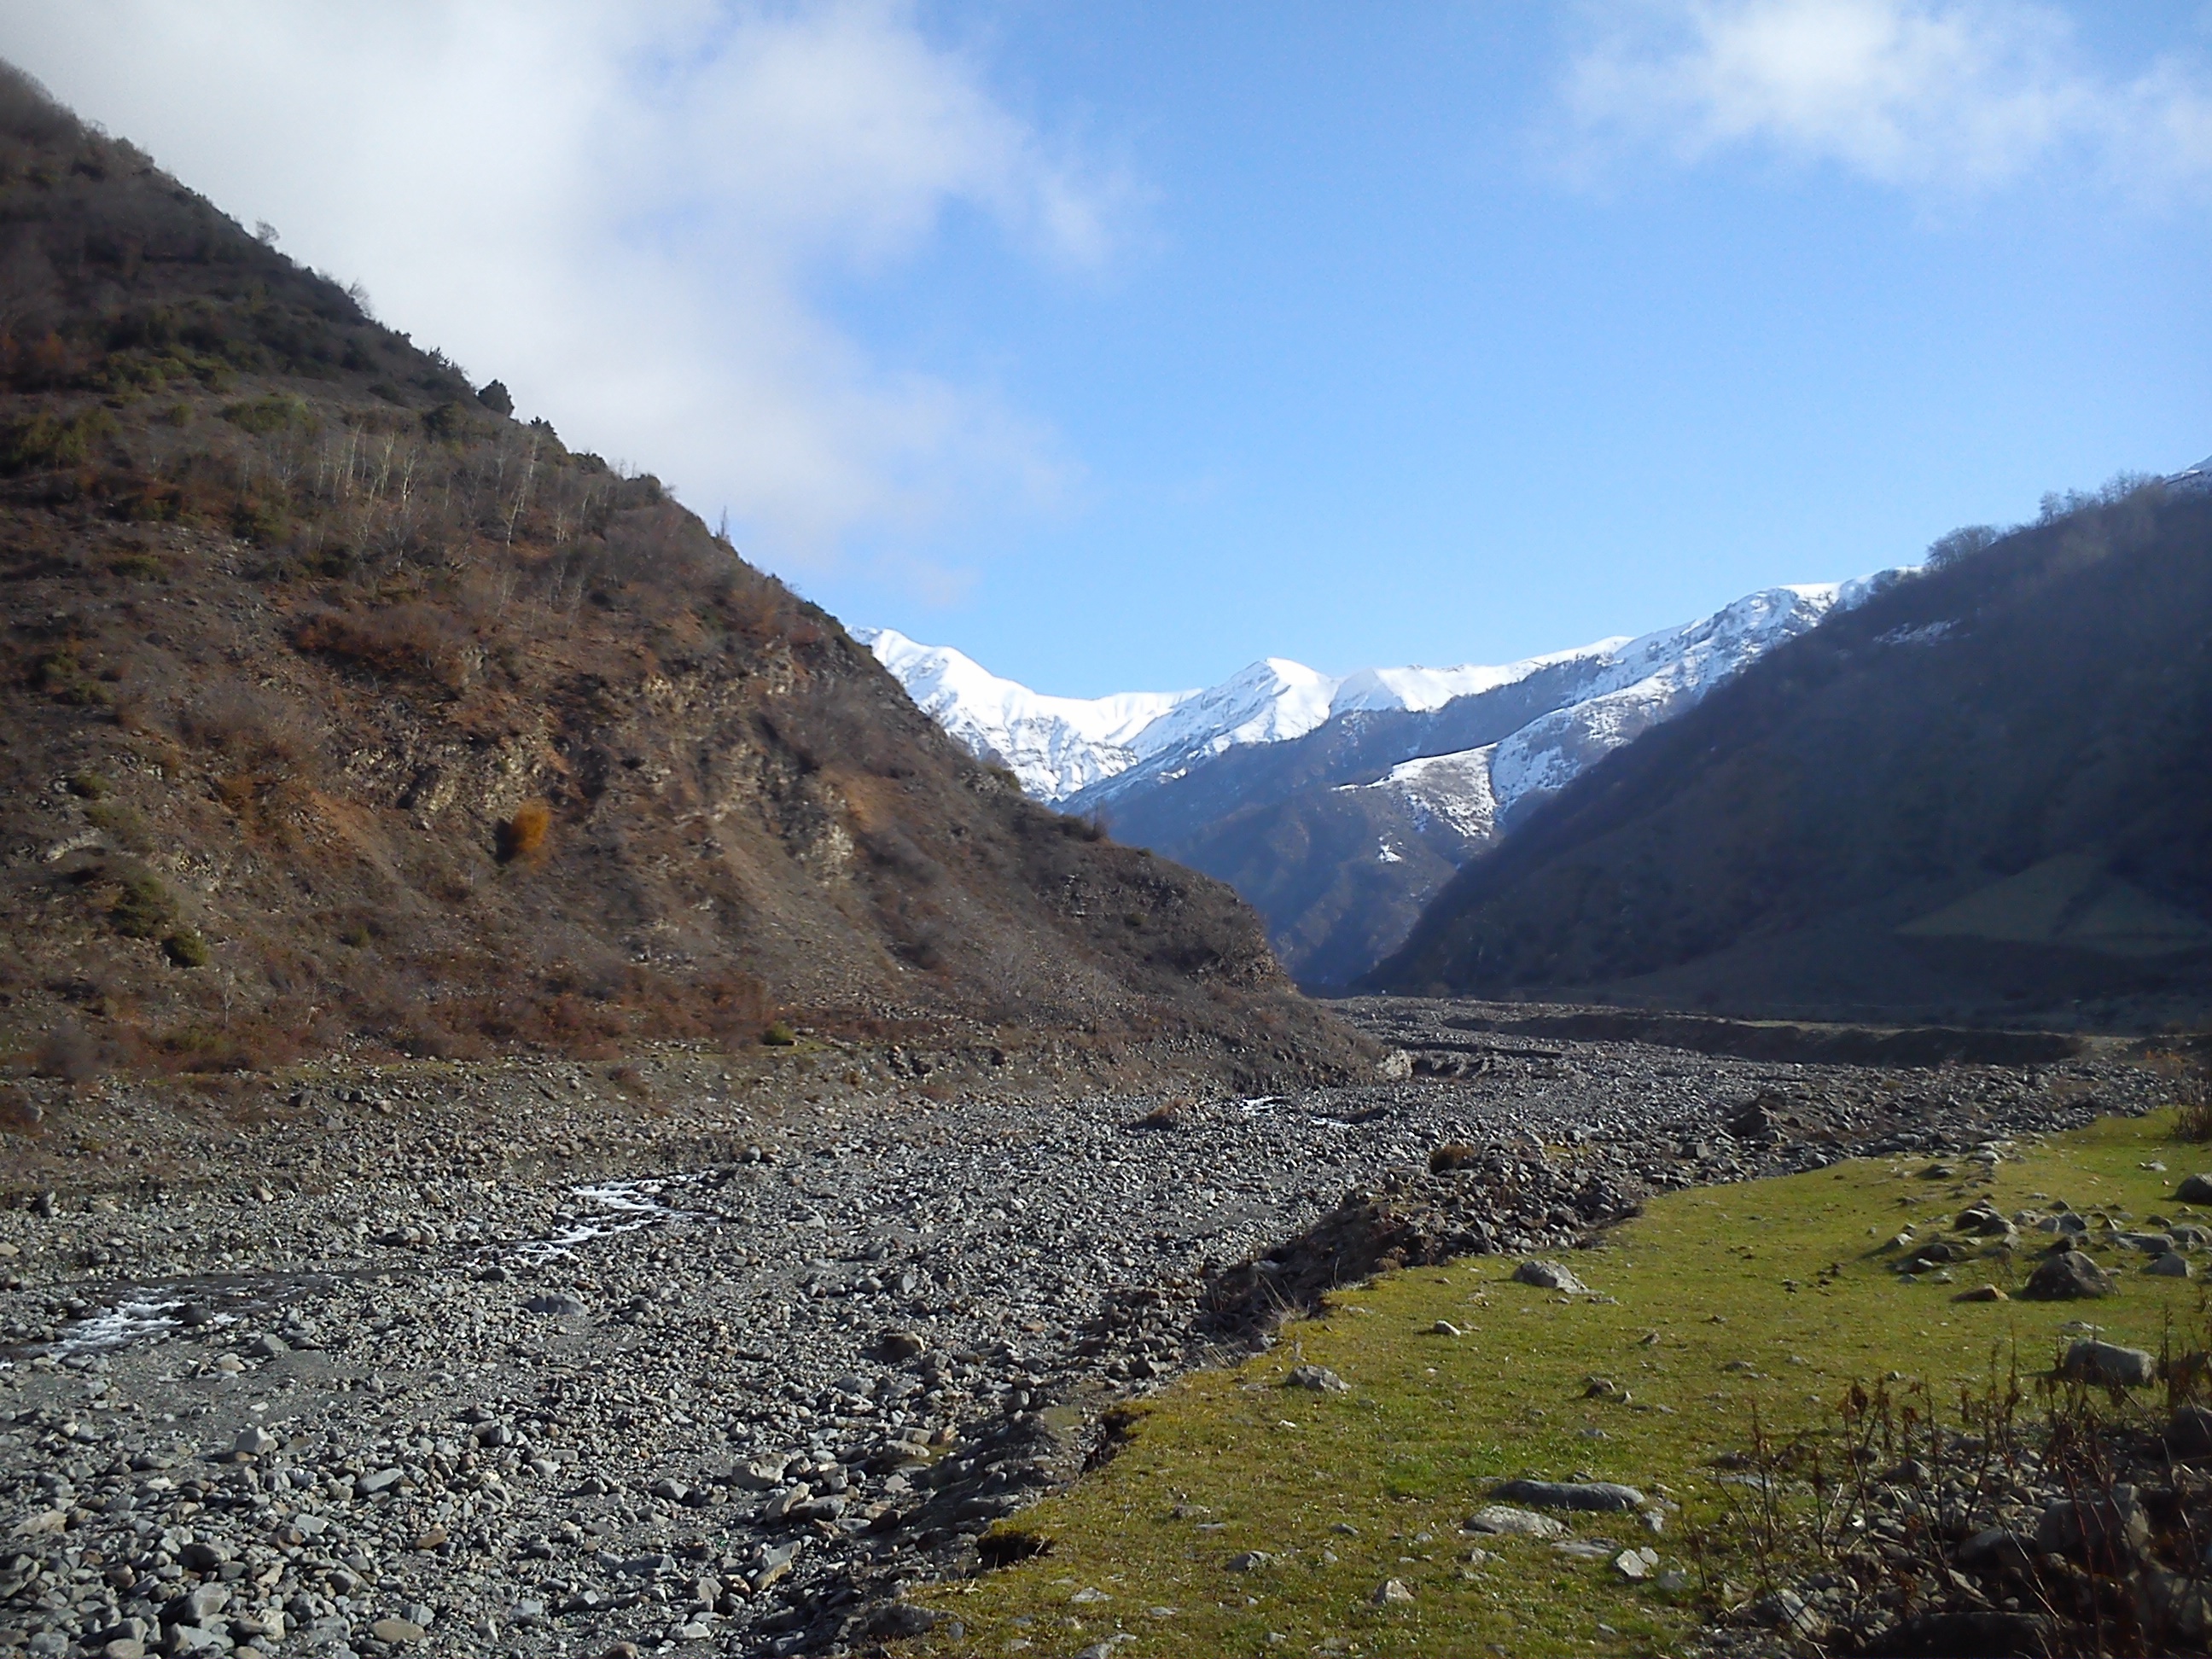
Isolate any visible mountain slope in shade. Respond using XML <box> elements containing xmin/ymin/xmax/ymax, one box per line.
<box><xmin>1371</xmin><ymin>483</ymin><xmax>2212</xmax><ymax>1027</ymax></box>
<box><xmin>870</xmin><ymin>577</ymin><xmax>1902</xmax><ymax>984</ymax></box>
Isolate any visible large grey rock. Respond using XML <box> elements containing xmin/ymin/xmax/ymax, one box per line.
<box><xmin>1611</xmin><ymin>1546</ymin><xmax>1659</xmax><ymax>1580</ymax></box>
<box><xmin>729</xmin><ymin>1455</ymin><xmax>792</xmax><ymax>1491</ymax></box>
<box><xmin>2176</xmin><ymin>1173</ymin><xmax>2212</xmax><ymax>1205</ymax></box>
<box><xmin>2149</xmin><ymin>1252</ymin><xmax>2192</xmax><ymax>1278</ymax></box>
<box><xmin>1511</xmin><ymin>1260</ymin><xmax>1590</xmax><ymax>1294</ymax></box>
<box><xmin>2037</xmin><ymin>1485</ymin><xmax>2150</xmax><ymax>1562</ymax></box>
<box><xmin>1464</xmin><ymin>1505</ymin><xmax>1566</xmax><ymax>1540</ymax></box>
<box><xmin>2059</xmin><ymin>1339</ymin><xmax>2157</xmax><ymax>1388</ymax></box>
<box><xmin>1491</xmin><ymin>1478</ymin><xmax>1645</xmax><ymax>1511</ymax></box>
<box><xmin>2022</xmin><ymin>1250</ymin><xmax>2115</xmax><ymax>1300</ymax></box>
<box><xmin>1284</xmin><ymin>1365</ymin><xmax>1348</xmax><ymax>1394</ymax></box>
<box><xmin>166</xmin><ymin>1584</ymin><xmax>229</xmax><ymax>1625</ymax></box>
<box><xmin>762</xmin><ymin>1484</ymin><xmax>813</xmax><ymax>1522</ymax></box>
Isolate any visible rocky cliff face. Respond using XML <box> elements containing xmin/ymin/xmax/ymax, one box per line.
<box><xmin>0</xmin><ymin>67</ymin><xmax>1366</xmax><ymax>1087</ymax></box>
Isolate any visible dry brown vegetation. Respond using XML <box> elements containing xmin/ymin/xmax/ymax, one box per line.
<box><xmin>0</xmin><ymin>65</ymin><xmax>1368</xmax><ymax>1088</ymax></box>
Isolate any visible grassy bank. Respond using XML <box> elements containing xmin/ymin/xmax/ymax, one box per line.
<box><xmin>900</xmin><ymin>1110</ymin><xmax>2209</xmax><ymax>1657</ymax></box>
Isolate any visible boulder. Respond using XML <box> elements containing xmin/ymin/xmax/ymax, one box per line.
<box><xmin>2058</xmin><ymin>1339</ymin><xmax>2157</xmax><ymax>1388</ymax></box>
<box><xmin>1511</xmin><ymin>1260</ymin><xmax>1590</xmax><ymax>1295</ymax></box>
<box><xmin>1491</xmin><ymin>1478</ymin><xmax>1644</xmax><ymax>1511</ymax></box>
<box><xmin>1464</xmin><ymin>1505</ymin><xmax>1566</xmax><ymax>1540</ymax></box>
<box><xmin>2176</xmin><ymin>1174</ymin><xmax>2212</xmax><ymax>1205</ymax></box>
<box><xmin>2021</xmin><ymin>1250</ymin><xmax>2114</xmax><ymax>1300</ymax></box>
<box><xmin>2037</xmin><ymin>1485</ymin><xmax>2150</xmax><ymax>1563</ymax></box>
<box><xmin>1611</xmin><ymin>1546</ymin><xmax>1659</xmax><ymax>1580</ymax></box>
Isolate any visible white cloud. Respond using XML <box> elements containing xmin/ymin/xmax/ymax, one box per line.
<box><xmin>0</xmin><ymin>0</ymin><xmax>1126</xmax><ymax>571</ymax></box>
<box><xmin>1559</xmin><ymin>0</ymin><xmax>2212</xmax><ymax>198</ymax></box>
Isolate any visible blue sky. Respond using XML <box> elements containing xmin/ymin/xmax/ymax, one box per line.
<box><xmin>9</xmin><ymin>2</ymin><xmax>2211</xmax><ymax>692</ymax></box>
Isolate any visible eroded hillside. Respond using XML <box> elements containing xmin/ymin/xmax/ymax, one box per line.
<box><xmin>0</xmin><ymin>67</ymin><xmax>1367</xmax><ymax>1087</ymax></box>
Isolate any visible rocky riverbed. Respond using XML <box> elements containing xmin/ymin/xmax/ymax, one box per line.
<box><xmin>0</xmin><ymin>1004</ymin><xmax>2174</xmax><ymax>1658</ymax></box>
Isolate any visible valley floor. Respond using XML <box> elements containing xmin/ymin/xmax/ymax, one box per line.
<box><xmin>0</xmin><ymin>1004</ymin><xmax>2175</xmax><ymax>1658</ymax></box>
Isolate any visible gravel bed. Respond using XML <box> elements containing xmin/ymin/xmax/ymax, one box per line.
<box><xmin>0</xmin><ymin>1010</ymin><xmax>2173</xmax><ymax>1658</ymax></box>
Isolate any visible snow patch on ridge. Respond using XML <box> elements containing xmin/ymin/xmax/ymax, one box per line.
<box><xmin>1487</xmin><ymin>580</ymin><xmax>1891</xmax><ymax>822</ymax></box>
<box><xmin>854</xmin><ymin>627</ymin><xmax>1196</xmax><ymax>800</ymax></box>
<box><xmin>1342</xmin><ymin>746</ymin><xmax>1502</xmax><ymax>844</ymax></box>
<box><xmin>863</xmin><ymin>567</ymin><xmax>1912</xmax><ymax>814</ymax></box>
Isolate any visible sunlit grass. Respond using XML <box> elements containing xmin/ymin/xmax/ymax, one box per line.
<box><xmin>901</xmin><ymin>1110</ymin><xmax>2209</xmax><ymax>1657</ymax></box>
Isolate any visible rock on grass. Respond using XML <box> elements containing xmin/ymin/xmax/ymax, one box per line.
<box><xmin>1511</xmin><ymin>1259</ymin><xmax>1590</xmax><ymax>1294</ymax></box>
<box><xmin>2020</xmin><ymin>1250</ymin><xmax>2114</xmax><ymax>1300</ymax></box>
<box><xmin>1491</xmin><ymin>1478</ymin><xmax>1645</xmax><ymax>1511</ymax></box>
<box><xmin>2058</xmin><ymin>1339</ymin><xmax>2157</xmax><ymax>1388</ymax></box>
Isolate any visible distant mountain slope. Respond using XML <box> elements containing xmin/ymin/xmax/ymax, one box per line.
<box><xmin>870</xmin><ymin>579</ymin><xmax>1898</xmax><ymax>985</ymax></box>
<box><xmin>0</xmin><ymin>66</ymin><xmax>1370</xmax><ymax>1086</ymax></box>
<box><xmin>1372</xmin><ymin>482</ymin><xmax>2212</xmax><ymax>1027</ymax></box>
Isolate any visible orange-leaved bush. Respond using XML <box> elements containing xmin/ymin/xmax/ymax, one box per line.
<box><xmin>497</xmin><ymin>799</ymin><xmax>550</xmax><ymax>864</ymax></box>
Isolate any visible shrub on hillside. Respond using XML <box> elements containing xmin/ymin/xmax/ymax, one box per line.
<box><xmin>496</xmin><ymin>799</ymin><xmax>551</xmax><ymax>864</ymax></box>
<box><xmin>292</xmin><ymin>604</ymin><xmax>474</xmax><ymax>690</ymax></box>
<box><xmin>0</xmin><ymin>405</ymin><xmax>116</xmax><ymax>472</ymax></box>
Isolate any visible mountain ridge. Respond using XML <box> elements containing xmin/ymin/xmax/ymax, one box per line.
<box><xmin>867</xmin><ymin>573</ymin><xmax>1909</xmax><ymax>983</ymax></box>
<box><xmin>1371</xmin><ymin>477</ymin><xmax>2212</xmax><ymax>1027</ymax></box>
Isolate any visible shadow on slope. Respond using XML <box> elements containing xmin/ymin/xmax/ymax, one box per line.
<box><xmin>1371</xmin><ymin>482</ymin><xmax>2212</xmax><ymax>1031</ymax></box>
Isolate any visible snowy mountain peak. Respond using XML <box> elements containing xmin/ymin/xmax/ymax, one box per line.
<box><xmin>1128</xmin><ymin>656</ymin><xmax>1342</xmax><ymax>763</ymax></box>
<box><xmin>854</xmin><ymin>626</ymin><xmax>1196</xmax><ymax>800</ymax></box>
<box><xmin>862</xmin><ymin>568</ymin><xmax>1912</xmax><ymax>809</ymax></box>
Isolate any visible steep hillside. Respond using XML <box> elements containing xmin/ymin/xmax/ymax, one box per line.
<box><xmin>1374</xmin><ymin>480</ymin><xmax>2212</xmax><ymax>1027</ymax></box>
<box><xmin>0</xmin><ymin>67</ymin><xmax>1369</xmax><ymax>1086</ymax></box>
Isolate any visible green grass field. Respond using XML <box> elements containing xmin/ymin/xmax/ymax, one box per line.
<box><xmin>898</xmin><ymin>1110</ymin><xmax>2210</xmax><ymax>1658</ymax></box>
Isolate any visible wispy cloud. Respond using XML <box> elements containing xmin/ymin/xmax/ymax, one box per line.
<box><xmin>1557</xmin><ymin>0</ymin><xmax>2212</xmax><ymax>199</ymax></box>
<box><xmin>0</xmin><ymin>0</ymin><xmax>1131</xmax><ymax>575</ymax></box>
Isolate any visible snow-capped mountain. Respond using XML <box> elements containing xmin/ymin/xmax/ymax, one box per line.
<box><xmin>1369</xmin><ymin>576</ymin><xmax>1909</xmax><ymax>838</ymax></box>
<box><xmin>863</xmin><ymin>568</ymin><xmax>1912</xmax><ymax>984</ymax></box>
<box><xmin>868</xmin><ymin>574</ymin><xmax>1904</xmax><ymax>818</ymax></box>
<box><xmin>853</xmin><ymin>627</ymin><xmax>1196</xmax><ymax>800</ymax></box>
